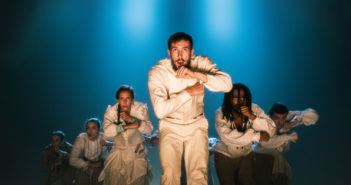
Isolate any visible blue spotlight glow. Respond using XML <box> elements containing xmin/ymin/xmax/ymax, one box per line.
<box><xmin>205</xmin><ymin>0</ymin><xmax>237</xmax><ymax>39</ymax></box>
<box><xmin>120</xmin><ymin>0</ymin><xmax>155</xmax><ymax>35</ymax></box>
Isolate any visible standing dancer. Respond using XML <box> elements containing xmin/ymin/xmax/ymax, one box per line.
<box><xmin>148</xmin><ymin>32</ymin><xmax>232</xmax><ymax>185</ymax></box>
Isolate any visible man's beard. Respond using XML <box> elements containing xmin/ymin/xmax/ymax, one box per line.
<box><xmin>171</xmin><ymin>59</ymin><xmax>191</xmax><ymax>71</ymax></box>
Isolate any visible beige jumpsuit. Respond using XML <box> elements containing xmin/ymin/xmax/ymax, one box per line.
<box><xmin>148</xmin><ymin>55</ymin><xmax>232</xmax><ymax>185</ymax></box>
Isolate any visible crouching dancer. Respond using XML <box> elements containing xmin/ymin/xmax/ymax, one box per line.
<box><xmin>99</xmin><ymin>85</ymin><xmax>153</xmax><ymax>185</ymax></box>
<box><xmin>41</xmin><ymin>130</ymin><xmax>75</xmax><ymax>185</ymax></box>
<box><xmin>254</xmin><ymin>103</ymin><xmax>319</xmax><ymax>185</ymax></box>
<box><xmin>214</xmin><ymin>83</ymin><xmax>276</xmax><ymax>185</ymax></box>
<box><xmin>70</xmin><ymin>118</ymin><xmax>107</xmax><ymax>185</ymax></box>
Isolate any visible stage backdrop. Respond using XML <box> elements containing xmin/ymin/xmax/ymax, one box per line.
<box><xmin>2</xmin><ymin>0</ymin><xmax>350</xmax><ymax>184</ymax></box>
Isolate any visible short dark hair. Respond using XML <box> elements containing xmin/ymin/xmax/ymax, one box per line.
<box><xmin>85</xmin><ymin>117</ymin><xmax>101</xmax><ymax>130</ymax></box>
<box><xmin>52</xmin><ymin>130</ymin><xmax>65</xmax><ymax>141</ymax></box>
<box><xmin>168</xmin><ymin>32</ymin><xmax>193</xmax><ymax>50</ymax></box>
<box><xmin>115</xmin><ymin>85</ymin><xmax>135</xmax><ymax>100</ymax></box>
<box><xmin>269</xmin><ymin>103</ymin><xmax>289</xmax><ymax>117</ymax></box>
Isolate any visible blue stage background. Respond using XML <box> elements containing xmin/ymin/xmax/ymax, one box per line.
<box><xmin>1</xmin><ymin>0</ymin><xmax>350</xmax><ymax>184</ymax></box>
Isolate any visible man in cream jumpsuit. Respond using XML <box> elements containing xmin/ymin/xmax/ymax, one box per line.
<box><xmin>148</xmin><ymin>32</ymin><xmax>232</xmax><ymax>185</ymax></box>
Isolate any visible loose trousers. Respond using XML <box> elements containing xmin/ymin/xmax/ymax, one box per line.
<box><xmin>159</xmin><ymin>118</ymin><xmax>209</xmax><ymax>185</ymax></box>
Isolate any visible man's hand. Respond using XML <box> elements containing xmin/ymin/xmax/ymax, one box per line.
<box><xmin>186</xmin><ymin>82</ymin><xmax>204</xmax><ymax>96</ymax></box>
<box><xmin>285</xmin><ymin>116</ymin><xmax>301</xmax><ymax>129</ymax></box>
<box><xmin>176</xmin><ymin>66</ymin><xmax>195</xmax><ymax>79</ymax></box>
<box><xmin>259</xmin><ymin>131</ymin><xmax>270</xmax><ymax>142</ymax></box>
<box><xmin>120</xmin><ymin>112</ymin><xmax>133</xmax><ymax>123</ymax></box>
<box><xmin>176</xmin><ymin>67</ymin><xmax>208</xmax><ymax>82</ymax></box>
<box><xmin>291</xmin><ymin>132</ymin><xmax>299</xmax><ymax>143</ymax></box>
<box><xmin>240</xmin><ymin>106</ymin><xmax>256</xmax><ymax>120</ymax></box>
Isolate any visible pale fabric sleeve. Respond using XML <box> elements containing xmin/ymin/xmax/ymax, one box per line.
<box><xmin>215</xmin><ymin>109</ymin><xmax>261</xmax><ymax>146</ymax></box>
<box><xmin>251</xmin><ymin>104</ymin><xmax>276</xmax><ymax>137</ymax></box>
<box><xmin>301</xmin><ymin>108</ymin><xmax>319</xmax><ymax>126</ymax></box>
<box><xmin>193</xmin><ymin>56</ymin><xmax>233</xmax><ymax>92</ymax></box>
<box><xmin>137</xmin><ymin>104</ymin><xmax>153</xmax><ymax>135</ymax></box>
<box><xmin>69</xmin><ymin>134</ymin><xmax>88</xmax><ymax>170</ymax></box>
<box><xmin>260</xmin><ymin>132</ymin><xmax>298</xmax><ymax>149</ymax></box>
<box><xmin>148</xmin><ymin>68</ymin><xmax>192</xmax><ymax>119</ymax></box>
<box><xmin>102</xmin><ymin>105</ymin><xmax>118</xmax><ymax>140</ymax></box>
<box><xmin>287</xmin><ymin>108</ymin><xmax>319</xmax><ymax>128</ymax></box>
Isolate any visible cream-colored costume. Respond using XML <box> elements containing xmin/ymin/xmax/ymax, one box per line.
<box><xmin>213</xmin><ymin>104</ymin><xmax>276</xmax><ymax>185</ymax></box>
<box><xmin>99</xmin><ymin>101</ymin><xmax>153</xmax><ymax>185</ymax></box>
<box><xmin>70</xmin><ymin>133</ymin><xmax>107</xmax><ymax>185</ymax></box>
<box><xmin>254</xmin><ymin>108</ymin><xmax>319</xmax><ymax>183</ymax></box>
<box><xmin>214</xmin><ymin>104</ymin><xmax>276</xmax><ymax>158</ymax></box>
<box><xmin>148</xmin><ymin>55</ymin><xmax>232</xmax><ymax>185</ymax></box>
<box><xmin>70</xmin><ymin>133</ymin><xmax>107</xmax><ymax>169</ymax></box>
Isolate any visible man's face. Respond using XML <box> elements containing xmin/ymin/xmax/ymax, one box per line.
<box><xmin>51</xmin><ymin>135</ymin><xmax>62</xmax><ymax>148</ymax></box>
<box><xmin>168</xmin><ymin>40</ymin><xmax>194</xmax><ymax>70</ymax></box>
<box><xmin>86</xmin><ymin>122</ymin><xmax>100</xmax><ymax>141</ymax></box>
<box><xmin>270</xmin><ymin>112</ymin><xmax>288</xmax><ymax>130</ymax></box>
<box><xmin>232</xmin><ymin>89</ymin><xmax>246</xmax><ymax>109</ymax></box>
<box><xmin>118</xmin><ymin>91</ymin><xmax>133</xmax><ymax>112</ymax></box>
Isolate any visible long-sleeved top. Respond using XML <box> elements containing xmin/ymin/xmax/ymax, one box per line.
<box><xmin>214</xmin><ymin>104</ymin><xmax>276</xmax><ymax>158</ymax></box>
<box><xmin>256</xmin><ymin>132</ymin><xmax>298</xmax><ymax>154</ymax></box>
<box><xmin>102</xmin><ymin>101</ymin><xmax>153</xmax><ymax>148</ymax></box>
<box><xmin>99</xmin><ymin>101</ymin><xmax>153</xmax><ymax>184</ymax></box>
<box><xmin>279</xmin><ymin>108</ymin><xmax>319</xmax><ymax>133</ymax></box>
<box><xmin>148</xmin><ymin>55</ymin><xmax>232</xmax><ymax>124</ymax></box>
<box><xmin>254</xmin><ymin>108</ymin><xmax>318</xmax><ymax>178</ymax></box>
<box><xmin>69</xmin><ymin>133</ymin><xmax>107</xmax><ymax>170</ymax></box>
<box><xmin>255</xmin><ymin>108</ymin><xmax>319</xmax><ymax>154</ymax></box>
